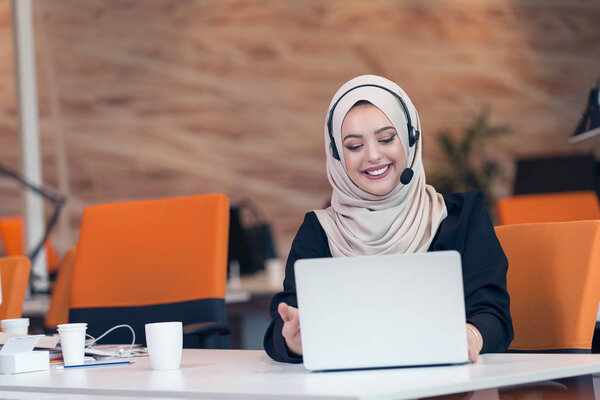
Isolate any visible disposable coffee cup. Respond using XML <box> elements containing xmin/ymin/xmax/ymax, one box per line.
<box><xmin>1</xmin><ymin>318</ymin><xmax>29</xmax><ymax>335</ymax></box>
<box><xmin>145</xmin><ymin>321</ymin><xmax>183</xmax><ymax>370</ymax></box>
<box><xmin>265</xmin><ymin>258</ymin><xmax>284</xmax><ymax>286</ymax></box>
<box><xmin>58</xmin><ymin>323</ymin><xmax>87</xmax><ymax>366</ymax></box>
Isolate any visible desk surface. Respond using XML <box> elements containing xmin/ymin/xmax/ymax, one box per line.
<box><xmin>227</xmin><ymin>271</ymin><xmax>282</xmax><ymax>294</ymax></box>
<box><xmin>2</xmin><ymin>350</ymin><xmax>600</xmax><ymax>399</ymax></box>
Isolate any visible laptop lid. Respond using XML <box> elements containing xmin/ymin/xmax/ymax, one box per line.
<box><xmin>295</xmin><ymin>250</ymin><xmax>468</xmax><ymax>371</ymax></box>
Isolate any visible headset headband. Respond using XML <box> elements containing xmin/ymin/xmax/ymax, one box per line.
<box><xmin>326</xmin><ymin>84</ymin><xmax>419</xmax><ymax>161</ymax></box>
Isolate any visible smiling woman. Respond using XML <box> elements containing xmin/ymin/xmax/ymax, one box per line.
<box><xmin>263</xmin><ymin>75</ymin><xmax>513</xmax><ymax>365</ymax></box>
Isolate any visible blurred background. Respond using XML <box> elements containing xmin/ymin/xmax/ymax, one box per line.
<box><xmin>1</xmin><ymin>0</ymin><xmax>599</xmax><ymax>271</ymax></box>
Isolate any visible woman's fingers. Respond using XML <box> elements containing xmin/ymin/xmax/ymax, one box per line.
<box><xmin>466</xmin><ymin>324</ymin><xmax>481</xmax><ymax>363</ymax></box>
<box><xmin>278</xmin><ymin>302</ymin><xmax>291</xmax><ymax>322</ymax></box>
<box><xmin>278</xmin><ymin>303</ymin><xmax>303</xmax><ymax>355</ymax></box>
<box><xmin>468</xmin><ymin>343</ymin><xmax>479</xmax><ymax>362</ymax></box>
<box><xmin>279</xmin><ymin>303</ymin><xmax>300</xmax><ymax>336</ymax></box>
<box><xmin>278</xmin><ymin>303</ymin><xmax>300</xmax><ymax>328</ymax></box>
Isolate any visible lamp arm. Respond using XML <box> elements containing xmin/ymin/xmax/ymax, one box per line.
<box><xmin>0</xmin><ymin>163</ymin><xmax>64</xmax><ymax>204</ymax></box>
<box><xmin>0</xmin><ymin>163</ymin><xmax>67</xmax><ymax>291</ymax></box>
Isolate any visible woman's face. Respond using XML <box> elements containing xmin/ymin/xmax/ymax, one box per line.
<box><xmin>340</xmin><ymin>103</ymin><xmax>407</xmax><ymax>196</ymax></box>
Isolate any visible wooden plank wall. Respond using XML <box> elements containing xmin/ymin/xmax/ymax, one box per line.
<box><xmin>1</xmin><ymin>0</ymin><xmax>599</xmax><ymax>256</ymax></box>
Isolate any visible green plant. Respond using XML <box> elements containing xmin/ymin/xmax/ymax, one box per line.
<box><xmin>429</xmin><ymin>109</ymin><xmax>510</xmax><ymax>214</ymax></box>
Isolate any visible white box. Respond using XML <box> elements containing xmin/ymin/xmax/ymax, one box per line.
<box><xmin>0</xmin><ymin>335</ymin><xmax>50</xmax><ymax>374</ymax></box>
<box><xmin>0</xmin><ymin>351</ymin><xmax>49</xmax><ymax>374</ymax></box>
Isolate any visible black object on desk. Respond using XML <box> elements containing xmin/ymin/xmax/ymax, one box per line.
<box><xmin>228</xmin><ymin>201</ymin><xmax>277</xmax><ymax>276</ymax></box>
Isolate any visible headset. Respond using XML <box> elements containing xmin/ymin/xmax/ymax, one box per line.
<box><xmin>326</xmin><ymin>84</ymin><xmax>420</xmax><ymax>185</ymax></box>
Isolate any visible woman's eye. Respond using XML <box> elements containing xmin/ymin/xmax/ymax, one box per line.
<box><xmin>379</xmin><ymin>134</ymin><xmax>397</xmax><ymax>143</ymax></box>
<box><xmin>345</xmin><ymin>144</ymin><xmax>363</xmax><ymax>151</ymax></box>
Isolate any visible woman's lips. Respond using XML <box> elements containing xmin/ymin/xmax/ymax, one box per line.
<box><xmin>361</xmin><ymin>164</ymin><xmax>392</xmax><ymax>180</ymax></box>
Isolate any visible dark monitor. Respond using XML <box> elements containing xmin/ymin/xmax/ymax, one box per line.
<box><xmin>513</xmin><ymin>154</ymin><xmax>598</xmax><ymax>196</ymax></box>
<box><xmin>227</xmin><ymin>204</ymin><xmax>277</xmax><ymax>276</ymax></box>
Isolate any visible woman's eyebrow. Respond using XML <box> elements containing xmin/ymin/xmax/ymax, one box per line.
<box><xmin>342</xmin><ymin>134</ymin><xmax>363</xmax><ymax>142</ymax></box>
<box><xmin>374</xmin><ymin>126</ymin><xmax>396</xmax><ymax>135</ymax></box>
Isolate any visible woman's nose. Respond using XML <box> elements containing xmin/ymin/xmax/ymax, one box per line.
<box><xmin>367</xmin><ymin>143</ymin><xmax>383</xmax><ymax>161</ymax></box>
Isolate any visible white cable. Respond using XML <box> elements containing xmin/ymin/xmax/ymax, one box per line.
<box><xmin>84</xmin><ymin>324</ymin><xmax>136</xmax><ymax>352</ymax></box>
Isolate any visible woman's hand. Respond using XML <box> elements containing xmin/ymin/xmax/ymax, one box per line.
<box><xmin>278</xmin><ymin>302</ymin><xmax>303</xmax><ymax>356</ymax></box>
<box><xmin>466</xmin><ymin>323</ymin><xmax>483</xmax><ymax>362</ymax></box>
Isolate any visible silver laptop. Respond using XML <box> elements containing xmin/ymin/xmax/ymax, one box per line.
<box><xmin>294</xmin><ymin>250</ymin><xmax>469</xmax><ymax>371</ymax></box>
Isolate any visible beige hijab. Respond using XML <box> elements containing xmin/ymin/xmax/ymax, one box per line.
<box><xmin>314</xmin><ymin>75</ymin><xmax>447</xmax><ymax>257</ymax></box>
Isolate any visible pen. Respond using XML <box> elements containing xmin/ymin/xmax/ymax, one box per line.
<box><xmin>55</xmin><ymin>360</ymin><xmax>132</xmax><ymax>369</ymax></box>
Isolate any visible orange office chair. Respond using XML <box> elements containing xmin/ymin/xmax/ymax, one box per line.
<box><xmin>44</xmin><ymin>246</ymin><xmax>77</xmax><ymax>331</ymax></box>
<box><xmin>495</xmin><ymin>191</ymin><xmax>600</xmax><ymax>225</ymax></box>
<box><xmin>0</xmin><ymin>256</ymin><xmax>31</xmax><ymax>320</ymax></box>
<box><xmin>0</xmin><ymin>216</ymin><xmax>61</xmax><ymax>275</ymax></box>
<box><xmin>68</xmin><ymin>194</ymin><xmax>230</xmax><ymax>348</ymax></box>
<box><xmin>495</xmin><ymin>220</ymin><xmax>600</xmax><ymax>352</ymax></box>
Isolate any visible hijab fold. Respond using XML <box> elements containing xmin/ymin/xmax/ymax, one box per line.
<box><xmin>314</xmin><ymin>75</ymin><xmax>447</xmax><ymax>257</ymax></box>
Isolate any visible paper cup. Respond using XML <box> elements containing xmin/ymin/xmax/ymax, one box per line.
<box><xmin>265</xmin><ymin>258</ymin><xmax>284</xmax><ymax>286</ymax></box>
<box><xmin>58</xmin><ymin>323</ymin><xmax>87</xmax><ymax>366</ymax></box>
<box><xmin>1</xmin><ymin>318</ymin><xmax>29</xmax><ymax>335</ymax></box>
<box><xmin>145</xmin><ymin>322</ymin><xmax>183</xmax><ymax>370</ymax></box>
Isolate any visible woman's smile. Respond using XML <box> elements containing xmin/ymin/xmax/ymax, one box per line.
<box><xmin>361</xmin><ymin>163</ymin><xmax>393</xmax><ymax>180</ymax></box>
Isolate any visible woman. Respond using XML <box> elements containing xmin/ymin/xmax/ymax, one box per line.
<box><xmin>263</xmin><ymin>75</ymin><xmax>513</xmax><ymax>364</ymax></box>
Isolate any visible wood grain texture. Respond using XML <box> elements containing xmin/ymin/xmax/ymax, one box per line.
<box><xmin>0</xmin><ymin>0</ymin><xmax>599</xmax><ymax>256</ymax></box>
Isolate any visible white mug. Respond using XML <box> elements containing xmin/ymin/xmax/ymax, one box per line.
<box><xmin>1</xmin><ymin>318</ymin><xmax>29</xmax><ymax>335</ymax></box>
<box><xmin>145</xmin><ymin>322</ymin><xmax>183</xmax><ymax>370</ymax></box>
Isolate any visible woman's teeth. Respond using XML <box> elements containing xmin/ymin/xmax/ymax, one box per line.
<box><xmin>365</xmin><ymin>165</ymin><xmax>390</xmax><ymax>176</ymax></box>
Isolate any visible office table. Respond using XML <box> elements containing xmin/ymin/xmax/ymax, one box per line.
<box><xmin>1</xmin><ymin>350</ymin><xmax>600</xmax><ymax>399</ymax></box>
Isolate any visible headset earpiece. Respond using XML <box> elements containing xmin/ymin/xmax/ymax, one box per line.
<box><xmin>401</xmin><ymin>128</ymin><xmax>420</xmax><ymax>184</ymax></box>
<box><xmin>408</xmin><ymin>129</ymin><xmax>420</xmax><ymax>148</ymax></box>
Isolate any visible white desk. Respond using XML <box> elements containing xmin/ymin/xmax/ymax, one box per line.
<box><xmin>1</xmin><ymin>350</ymin><xmax>600</xmax><ymax>399</ymax></box>
<box><xmin>0</xmin><ymin>393</ymin><xmax>174</xmax><ymax>400</ymax></box>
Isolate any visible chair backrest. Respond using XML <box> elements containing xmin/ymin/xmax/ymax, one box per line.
<box><xmin>495</xmin><ymin>220</ymin><xmax>600</xmax><ymax>351</ymax></box>
<box><xmin>495</xmin><ymin>191</ymin><xmax>600</xmax><ymax>226</ymax></box>
<box><xmin>45</xmin><ymin>246</ymin><xmax>77</xmax><ymax>330</ymax></box>
<box><xmin>0</xmin><ymin>216</ymin><xmax>60</xmax><ymax>272</ymax></box>
<box><xmin>69</xmin><ymin>194</ymin><xmax>229</xmax><ymax>346</ymax></box>
<box><xmin>0</xmin><ymin>256</ymin><xmax>31</xmax><ymax>320</ymax></box>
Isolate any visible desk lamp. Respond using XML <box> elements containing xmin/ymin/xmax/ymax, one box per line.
<box><xmin>570</xmin><ymin>78</ymin><xmax>600</xmax><ymax>143</ymax></box>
